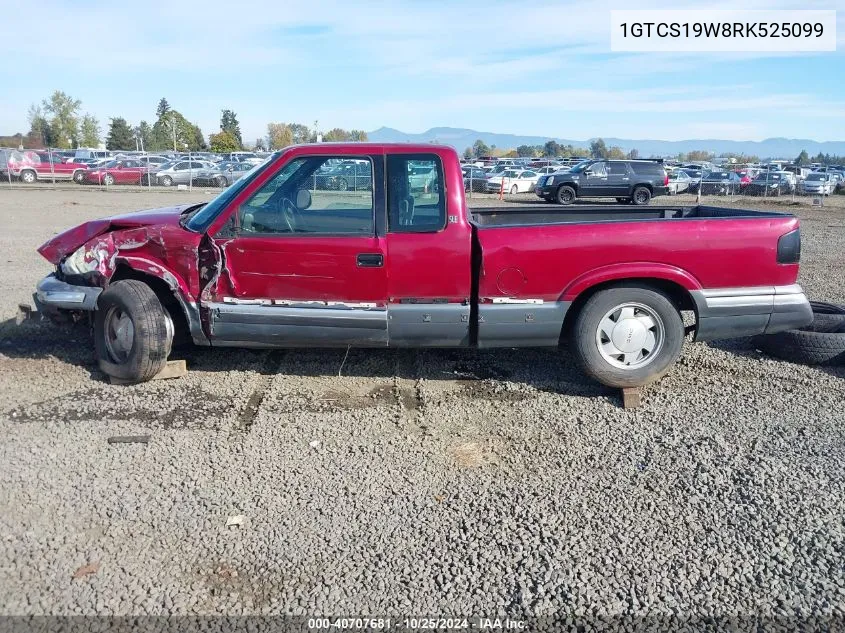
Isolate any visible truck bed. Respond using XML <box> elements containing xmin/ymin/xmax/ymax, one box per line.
<box><xmin>470</xmin><ymin>204</ymin><xmax>788</xmax><ymax>227</ymax></box>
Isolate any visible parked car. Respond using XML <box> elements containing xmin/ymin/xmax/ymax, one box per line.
<box><xmin>667</xmin><ymin>170</ymin><xmax>693</xmax><ymax>195</ymax></box>
<box><xmin>734</xmin><ymin>170</ymin><xmax>753</xmax><ymax>188</ymax></box>
<box><xmin>535</xmin><ymin>159</ymin><xmax>668</xmax><ymax>205</ymax></box>
<box><xmin>82</xmin><ymin>159</ymin><xmax>153</xmax><ymax>185</ymax></box>
<box><xmin>6</xmin><ymin>151</ymin><xmax>88</xmax><ymax>184</ymax></box>
<box><xmin>486</xmin><ymin>169</ymin><xmax>539</xmax><ymax>194</ymax></box>
<box><xmin>407</xmin><ymin>162</ymin><xmax>437</xmax><ymax>192</ymax></box>
<box><xmin>462</xmin><ymin>166</ymin><xmax>488</xmax><ymax>193</ymax></box>
<box><xmin>314</xmin><ymin>160</ymin><xmax>373</xmax><ymax>191</ymax></box>
<box><xmin>745</xmin><ymin>172</ymin><xmax>793</xmax><ymax>196</ymax></box>
<box><xmin>800</xmin><ymin>172</ymin><xmax>836</xmax><ymax>195</ymax></box>
<box><xmin>689</xmin><ymin>171</ymin><xmax>741</xmax><ymax>196</ymax></box>
<box><xmin>137</xmin><ymin>155</ymin><xmax>170</xmax><ymax>168</ymax></box>
<box><xmin>74</xmin><ymin>149</ymin><xmax>113</xmax><ymax>161</ymax></box>
<box><xmin>151</xmin><ymin>160</ymin><xmax>216</xmax><ymax>187</ymax></box>
<box><xmin>194</xmin><ymin>161</ymin><xmax>256</xmax><ymax>187</ymax></box>
<box><xmin>33</xmin><ymin>144</ymin><xmax>811</xmax><ymax>392</ymax></box>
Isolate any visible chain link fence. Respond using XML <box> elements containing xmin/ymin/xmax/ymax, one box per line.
<box><xmin>2</xmin><ymin>147</ymin><xmax>844</xmax><ymax>209</ymax></box>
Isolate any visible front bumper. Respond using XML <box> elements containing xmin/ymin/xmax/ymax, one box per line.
<box><xmin>34</xmin><ymin>274</ymin><xmax>101</xmax><ymax>312</ymax></box>
<box><xmin>691</xmin><ymin>284</ymin><xmax>813</xmax><ymax>341</ymax></box>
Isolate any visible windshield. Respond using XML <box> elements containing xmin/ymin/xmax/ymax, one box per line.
<box><xmin>100</xmin><ymin>160</ymin><xmax>118</xmax><ymax>169</ymax></box>
<box><xmin>806</xmin><ymin>173</ymin><xmax>825</xmax><ymax>181</ymax></box>
<box><xmin>184</xmin><ymin>154</ymin><xmax>277</xmax><ymax>232</ymax></box>
<box><xmin>568</xmin><ymin>160</ymin><xmax>592</xmax><ymax>173</ymax></box>
<box><xmin>502</xmin><ymin>170</ymin><xmax>519</xmax><ymax>177</ymax></box>
<box><xmin>753</xmin><ymin>174</ymin><xmax>779</xmax><ymax>182</ymax></box>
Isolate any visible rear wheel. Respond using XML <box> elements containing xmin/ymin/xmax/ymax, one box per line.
<box><xmin>216</xmin><ymin>175</ymin><xmax>228</xmax><ymax>188</ymax></box>
<box><xmin>161</xmin><ymin>175</ymin><xmax>173</xmax><ymax>187</ymax></box>
<box><xmin>94</xmin><ymin>280</ymin><xmax>173</xmax><ymax>384</ymax></box>
<box><xmin>571</xmin><ymin>285</ymin><xmax>685</xmax><ymax>388</ymax></box>
<box><xmin>510</xmin><ymin>184</ymin><xmax>519</xmax><ymax>194</ymax></box>
<box><xmin>632</xmin><ymin>186</ymin><xmax>652</xmax><ymax>205</ymax></box>
<box><xmin>73</xmin><ymin>170</ymin><xmax>85</xmax><ymax>184</ymax></box>
<box><xmin>103</xmin><ymin>173</ymin><xmax>115</xmax><ymax>186</ymax></box>
<box><xmin>20</xmin><ymin>169</ymin><xmax>36</xmax><ymax>184</ymax></box>
<box><xmin>556</xmin><ymin>185</ymin><xmax>576</xmax><ymax>205</ymax></box>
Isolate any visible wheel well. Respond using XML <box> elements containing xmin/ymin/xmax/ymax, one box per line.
<box><xmin>560</xmin><ymin>278</ymin><xmax>696</xmax><ymax>342</ymax></box>
<box><xmin>634</xmin><ymin>183</ymin><xmax>653</xmax><ymax>192</ymax></box>
<box><xmin>110</xmin><ymin>265</ymin><xmax>190</xmax><ymax>345</ymax></box>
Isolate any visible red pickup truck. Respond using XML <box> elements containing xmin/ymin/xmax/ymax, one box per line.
<box><xmin>34</xmin><ymin>143</ymin><xmax>811</xmax><ymax>388</ymax></box>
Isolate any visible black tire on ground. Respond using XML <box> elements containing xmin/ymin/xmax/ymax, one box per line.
<box><xmin>336</xmin><ymin>178</ymin><xmax>348</xmax><ymax>191</ymax></box>
<box><xmin>571</xmin><ymin>284</ymin><xmax>685</xmax><ymax>388</ymax></box>
<box><xmin>73</xmin><ymin>170</ymin><xmax>85</xmax><ymax>184</ymax></box>
<box><xmin>556</xmin><ymin>185</ymin><xmax>576</xmax><ymax>205</ymax></box>
<box><xmin>94</xmin><ymin>280</ymin><xmax>173</xmax><ymax>383</ymax></box>
<box><xmin>510</xmin><ymin>185</ymin><xmax>518</xmax><ymax>195</ymax></box>
<box><xmin>632</xmin><ymin>186</ymin><xmax>652</xmax><ymax>205</ymax></box>
<box><xmin>754</xmin><ymin>307</ymin><xmax>845</xmax><ymax>366</ymax></box>
<box><xmin>20</xmin><ymin>169</ymin><xmax>36</xmax><ymax>184</ymax></box>
<box><xmin>216</xmin><ymin>175</ymin><xmax>228</xmax><ymax>188</ymax></box>
<box><xmin>161</xmin><ymin>175</ymin><xmax>173</xmax><ymax>187</ymax></box>
<box><xmin>103</xmin><ymin>174</ymin><xmax>114</xmax><ymax>186</ymax></box>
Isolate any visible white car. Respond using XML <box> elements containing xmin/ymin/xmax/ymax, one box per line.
<box><xmin>486</xmin><ymin>169</ymin><xmax>540</xmax><ymax>194</ymax></box>
<box><xmin>801</xmin><ymin>172</ymin><xmax>835</xmax><ymax>195</ymax></box>
<box><xmin>667</xmin><ymin>170</ymin><xmax>693</xmax><ymax>195</ymax></box>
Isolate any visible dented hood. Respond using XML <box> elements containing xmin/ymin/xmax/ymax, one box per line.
<box><xmin>38</xmin><ymin>204</ymin><xmax>195</xmax><ymax>264</ymax></box>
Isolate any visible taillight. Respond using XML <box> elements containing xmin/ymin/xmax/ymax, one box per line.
<box><xmin>777</xmin><ymin>228</ymin><xmax>801</xmax><ymax>264</ymax></box>
<box><xmin>664</xmin><ymin>173</ymin><xmax>669</xmax><ymax>186</ymax></box>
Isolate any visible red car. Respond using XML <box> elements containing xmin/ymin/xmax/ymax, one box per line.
<box><xmin>9</xmin><ymin>151</ymin><xmax>88</xmax><ymax>184</ymax></box>
<box><xmin>83</xmin><ymin>159</ymin><xmax>151</xmax><ymax>186</ymax></box>
<box><xmin>34</xmin><ymin>144</ymin><xmax>811</xmax><ymax>387</ymax></box>
<box><xmin>735</xmin><ymin>170</ymin><xmax>753</xmax><ymax>188</ymax></box>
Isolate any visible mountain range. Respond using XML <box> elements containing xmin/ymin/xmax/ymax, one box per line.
<box><xmin>367</xmin><ymin>126</ymin><xmax>845</xmax><ymax>159</ymax></box>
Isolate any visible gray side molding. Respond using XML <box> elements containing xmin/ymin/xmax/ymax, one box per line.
<box><xmin>477</xmin><ymin>302</ymin><xmax>569</xmax><ymax>348</ymax></box>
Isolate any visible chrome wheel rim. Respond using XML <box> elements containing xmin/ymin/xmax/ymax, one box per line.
<box><xmin>104</xmin><ymin>306</ymin><xmax>134</xmax><ymax>363</ymax></box>
<box><xmin>22</xmin><ymin>171</ymin><xmax>34</xmax><ymax>183</ymax></box>
<box><xmin>635</xmin><ymin>189</ymin><xmax>648</xmax><ymax>203</ymax></box>
<box><xmin>596</xmin><ymin>302</ymin><xmax>664</xmax><ymax>369</ymax></box>
<box><xmin>560</xmin><ymin>188</ymin><xmax>573</xmax><ymax>203</ymax></box>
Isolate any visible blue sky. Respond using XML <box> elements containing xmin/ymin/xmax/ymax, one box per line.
<box><xmin>0</xmin><ymin>0</ymin><xmax>843</xmax><ymax>144</ymax></box>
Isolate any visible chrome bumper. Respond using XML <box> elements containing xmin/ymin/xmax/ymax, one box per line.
<box><xmin>691</xmin><ymin>284</ymin><xmax>813</xmax><ymax>341</ymax></box>
<box><xmin>34</xmin><ymin>274</ymin><xmax>102</xmax><ymax>311</ymax></box>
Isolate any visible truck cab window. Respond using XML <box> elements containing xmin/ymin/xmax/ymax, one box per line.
<box><xmin>386</xmin><ymin>154</ymin><xmax>446</xmax><ymax>233</ymax></box>
<box><xmin>237</xmin><ymin>156</ymin><xmax>374</xmax><ymax>235</ymax></box>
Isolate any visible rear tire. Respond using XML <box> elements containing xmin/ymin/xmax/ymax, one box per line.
<box><xmin>20</xmin><ymin>169</ymin><xmax>36</xmax><ymax>184</ymax></box>
<box><xmin>571</xmin><ymin>285</ymin><xmax>685</xmax><ymax>388</ymax></box>
<box><xmin>73</xmin><ymin>170</ymin><xmax>85</xmax><ymax>184</ymax></box>
<box><xmin>103</xmin><ymin>173</ymin><xmax>114</xmax><ymax>186</ymax></box>
<box><xmin>161</xmin><ymin>175</ymin><xmax>173</xmax><ymax>187</ymax></box>
<box><xmin>94</xmin><ymin>280</ymin><xmax>173</xmax><ymax>384</ymax></box>
<box><xmin>632</xmin><ymin>186</ymin><xmax>652</xmax><ymax>205</ymax></box>
<box><xmin>510</xmin><ymin>184</ymin><xmax>519</xmax><ymax>194</ymax></box>
<box><xmin>556</xmin><ymin>185</ymin><xmax>576</xmax><ymax>205</ymax></box>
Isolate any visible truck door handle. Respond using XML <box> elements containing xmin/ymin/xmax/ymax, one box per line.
<box><xmin>357</xmin><ymin>253</ymin><xmax>384</xmax><ymax>267</ymax></box>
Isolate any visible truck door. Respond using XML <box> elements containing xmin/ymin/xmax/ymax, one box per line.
<box><xmin>205</xmin><ymin>154</ymin><xmax>389</xmax><ymax>347</ymax></box>
<box><xmin>581</xmin><ymin>161</ymin><xmax>609</xmax><ymax>196</ymax></box>
<box><xmin>606</xmin><ymin>162</ymin><xmax>632</xmax><ymax>196</ymax></box>
<box><xmin>384</xmin><ymin>152</ymin><xmax>473</xmax><ymax>346</ymax></box>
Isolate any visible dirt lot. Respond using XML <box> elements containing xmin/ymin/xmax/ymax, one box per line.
<box><xmin>1</xmin><ymin>188</ymin><xmax>844</xmax><ymax>622</ymax></box>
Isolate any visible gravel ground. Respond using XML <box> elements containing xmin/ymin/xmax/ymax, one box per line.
<box><xmin>0</xmin><ymin>188</ymin><xmax>844</xmax><ymax>624</ymax></box>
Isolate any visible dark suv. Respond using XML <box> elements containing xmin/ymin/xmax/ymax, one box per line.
<box><xmin>535</xmin><ymin>159</ymin><xmax>669</xmax><ymax>205</ymax></box>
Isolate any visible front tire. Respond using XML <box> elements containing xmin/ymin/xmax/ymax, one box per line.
<box><xmin>556</xmin><ymin>185</ymin><xmax>576</xmax><ymax>205</ymax></box>
<box><xmin>73</xmin><ymin>170</ymin><xmax>85</xmax><ymax>184</ymax></box>
<box><xmin>160</xmin><ymin>175</ymin><xmax>173</xmax><ymax>187</ymax></box>
<box><xmin>632</xmin><ymin>186</ymin><xmax>652</xmax><ymax>205</ymax></box>
<box><xmin>216</xmin><ymin>175</ymin><xmax>228</xmax><ymax>188</ymax></box>
<box><xmin>571</xmin><ymin>285</ymin><xmax>684</xmax><ymax>388</ymax></box>
<box><xmin>103</xmin><ymin>173</ymin><xmax>115</xmax><ymax>186</ymax></box>
<box><xmin>94</xmin><ymin>280</ymin><xmax>173</xmax><ymax>384</ymax></box>
<box><xmin>510</xmin><ymin>184</ymin><xmax>519</xmax><ymax>194</ymax></box>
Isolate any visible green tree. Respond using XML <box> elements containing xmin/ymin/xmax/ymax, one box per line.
<box><xmin>589</xmin><ymin>138</ymin><xmax>608</xmax><ymax>159</ymax></box>
<box><xmin>516</xmin><ymin>144</ymin><xmax>536</xmax><ymax>157</ymax></box>
<box><xmin>472</xmin><ymin>139</ymin><xmax>490</xmax><ymax>157</ymax></box>
<box><xmin>607</xmin><ymin>146</ymin><xmax>626</xmax><ymax>160</ymax></box>
<box><xmin>462</xmin><ymin>147</ymin><xmax>474</xmax><ymax>160</ymax></box>
<box><xmin>324</xmin><ymin>128</ymin><xmax>352</xmax><ymax>142</ymax></box>
<box><xmin>795</xmin><ymin>150</ymin><xmax>810</xmax><ymax>166</ymax></box>
<box><xmin>220</xmin><ymin>109</ymin><xmax>242</xmax><ymax>147</ymax></box>
<box><xmin>135</xmin><ymin>121</ymin><xmax>153</xmax><ymax>151</ymax></box>
<box><xmin>254</xmin><ymin>137</ymin><xmax>266</xmax><ymax>151</ymax></box>
<box><xmin>543</xmin><ymin>140</ymin><xmax>561</xmax><ymax>157</ymax></box>
<box><xmin>349</xmin><ymin>129</ymin><xmax>368</xmax><ymax>142</ymax></box>
<box><xmin>152</xmin><ymin>110</ymin><xmax>203</xmax><ymax>151</ymax></box>
<box><xmin>686</xmin><ymin>150</ymin><xmax>714</xmax><ymax>162</ymax></box>
<box><xmin>42</xmin><ymin>90</ymin><xmax>82</xmax><ymax>148</ymax></box>
<box><xmin>192</xmin><ymin>123</ymin><xmax>207</xmax><ymax>151</ymax></box>
<box><xmin>267</xmin><ymin>122</ymin><xmax>293</xmax><ymax>150</ymax></box>
<box><xmin>626</xmin><ymin>148</ymin><xmax>639</xmax><ymax>160</ymax></box>
<box><xmin>209</xmin><ymin>130</ymin><xmax>241</xmax><ymax>153</ymax></box>
<box><xmin>156</xmin><ymin>98</ymin><xmax>171</xmax><ymax>119</ymax></box>
<box><xmin>79</xmin><ymin>114</ymin><xmax>100</xmax><ymax>147</ymax></box>
<box><xmin>27</xmin><ymin>104</ymin><xmax>52</xmax><ymax>147</ymax></box>
<box><xmin>289</xmin><ymin>123</ymin><xmax>312</xmax><ymax>144</ymax></box>
<box><xmin>106</xmin><ymin>117</ymin><xmax>135</xmax><ymax>150</ymax></box>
